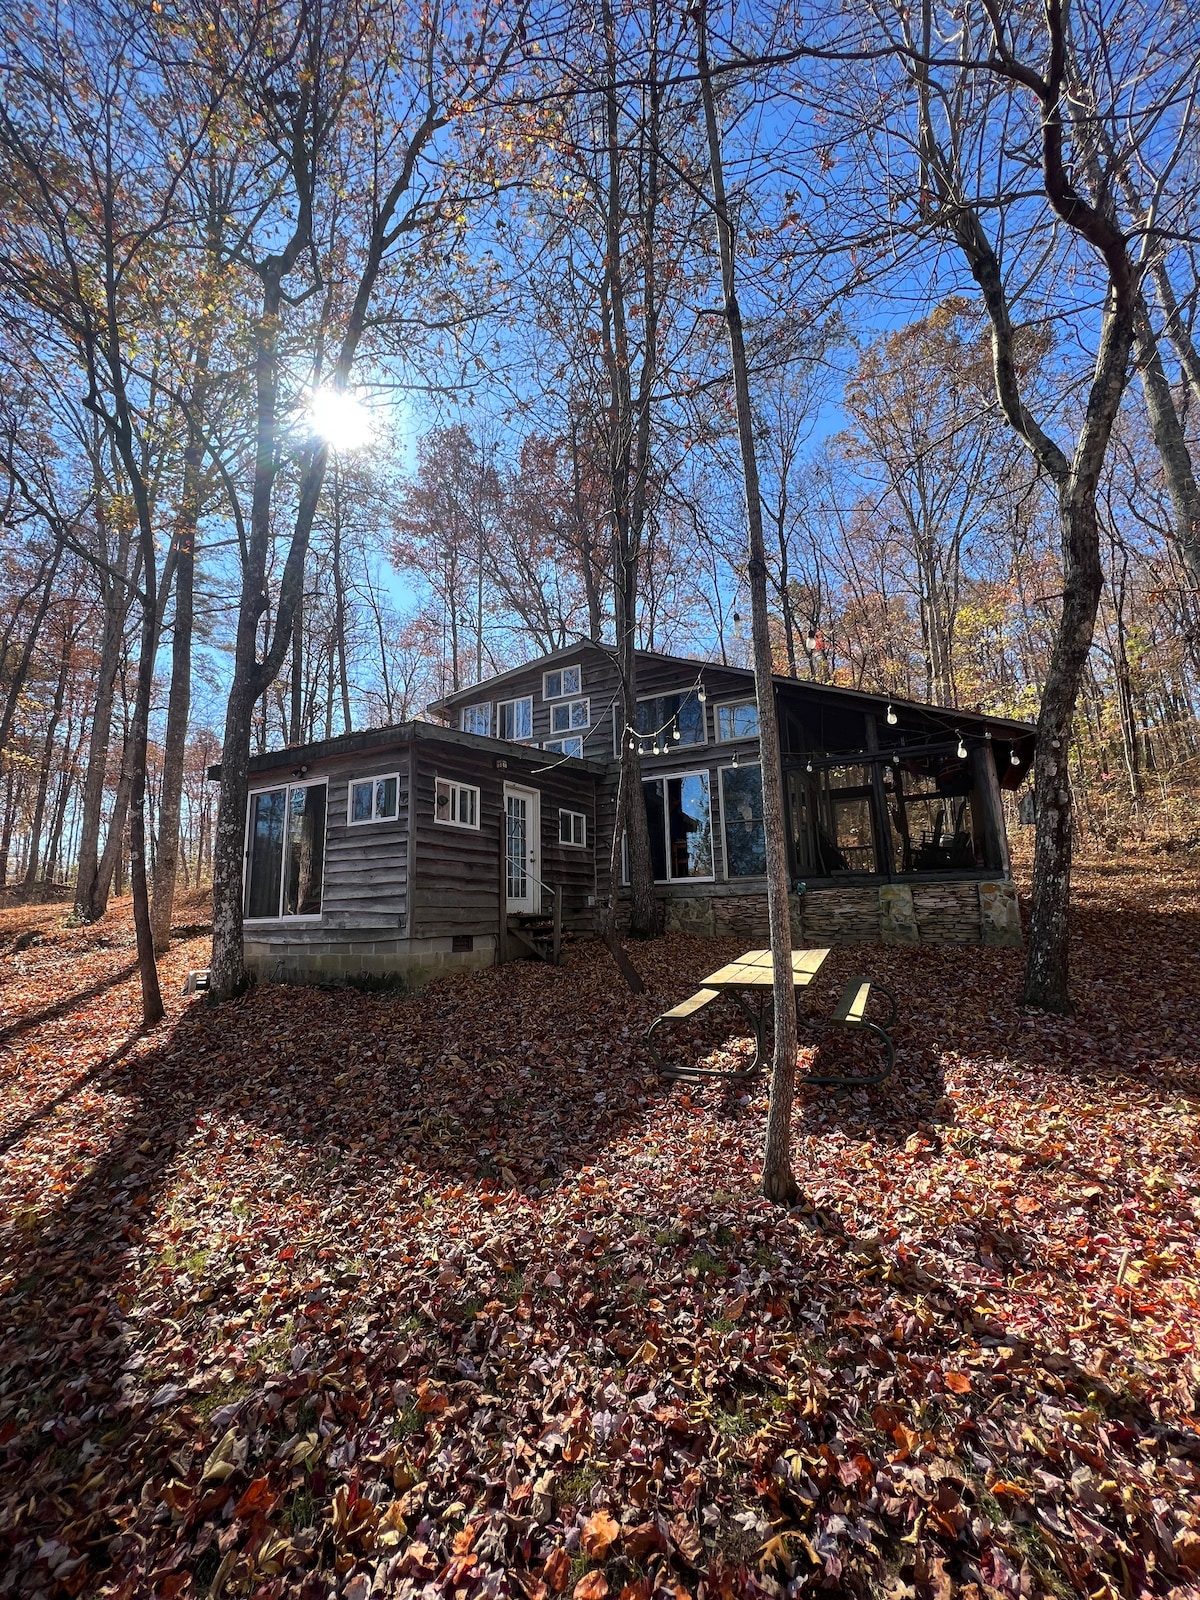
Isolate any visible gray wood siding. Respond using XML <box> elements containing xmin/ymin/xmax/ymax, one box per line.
<box><xmin>410</xmin><ymin>744</ymin><xmax>600</xmax><ymax>940</ymax></box>
<box><xmin>248</xmin><ymin>750</ymin><xmax>410</xmax><ymax>929</ymax></box>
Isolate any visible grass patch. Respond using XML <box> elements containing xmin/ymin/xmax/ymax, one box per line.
<box><xmin>712</xmin><ymin>1403</ymin><xmax>760</xmax><ymax>1442</ymax></box>
<box><xmin>688</xmin><ymin>1250</ymin><xmax>727</xmax><ymax>1278</ymax></box>
<box><xmin>390</xmin><ymin>1403</ymin><xmax>423</xmax><ymax>1441</ymax></box>
<box><xmin>557</xmin><ymin>1463</ymin><xmax>603</xmax><ymax>1507</ymax></box>
<box><xmin>282</xmin><ymin>1484</ymin><xmax>318</xmax><ymax>1532</ymax></box>
<box><xmin>194</xmin><ymin>1377</ymin><xmax>254</xmax><ymax>1422</ymax></box>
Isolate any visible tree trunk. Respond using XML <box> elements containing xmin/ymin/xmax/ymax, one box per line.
<box><xmin>697</xmin><ymin>0</ymin><xmax>800</xmax><ymax>1205</ymax></box>
<box><xmin>21</xmin><ymin>624</ymin><xmax>71</xmax><ymax>889</ymax></box>
<box><xmin>74</xmin><ymin>578</ymin><xmax>129</xmax><ymax>919</ymax></box>
<box><xmin>150</xmin><ymin>407</ymin><xmax>202</xmax><ymax>954</ymax></box>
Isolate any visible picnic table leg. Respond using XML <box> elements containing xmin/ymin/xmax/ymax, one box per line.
<box><xmin>649</xmin><ymin>990</ymin><xmax>766</xmax><ymax>1081</ymax></box>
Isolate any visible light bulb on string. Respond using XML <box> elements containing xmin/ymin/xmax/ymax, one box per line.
<box><xmin>806</xmin><ymin>757</ymin><xmax>814</xmax><ymax>773</ymax></box>
<box><xmin>886</xmin><ymin>704</ymin><xmax>897</xmax><ymax>725</ymax></box>
<box><xmin>696</xmin><ymin>685</ymin><xmax>707</xmax><ymax>703</ymax></box>
<box><xmin>672</xmin><ymin>726</ymin><xmax>681</xmax><ymax>742</ymax></box>
<box><xmin>957</xmin><ymin>734</ymin><xmax>967</xmax><ymax>759</ymax></box>
<box><xmin>732</xmin><ymin>750</ymin><xmax>740</xmax><ymax>769</ymax></box>
<box><xmin>1010</xmin><ymin>749</ymin><xmax>1021</xmax><ymax>766</ymax></box>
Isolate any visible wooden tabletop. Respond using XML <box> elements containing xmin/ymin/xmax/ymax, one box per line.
<box><xmin>700</xmin><ymin>947</ymin><xmax>831</xmax><ymax>990</ymax></box>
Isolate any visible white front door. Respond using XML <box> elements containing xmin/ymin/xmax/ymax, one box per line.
<box><xmin>504</xmin><ymin>784</ymin><xmax>541</xmax><ymax>914</ymax></box>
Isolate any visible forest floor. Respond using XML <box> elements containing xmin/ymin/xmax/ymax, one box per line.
<box><xmin>1</xmin><ymin>856</ymin><xmax>1198</xmax><ymax>1600</ymax></box>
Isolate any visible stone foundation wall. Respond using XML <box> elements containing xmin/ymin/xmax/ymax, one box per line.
<box><xmin>637</xmin><ymin>878</ymin><xmax>1022</xmax><ymax>947</ymax></box>
<box><xmin>244</xmin><ymin>932</ymin><xmax>498</xmax><ymax>989</ymax></box>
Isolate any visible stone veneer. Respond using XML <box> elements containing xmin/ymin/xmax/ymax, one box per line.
<box><xmin>652</xmin><ymin>879</ymin><xmax>1022</xmax><ymax>947</ymax></box>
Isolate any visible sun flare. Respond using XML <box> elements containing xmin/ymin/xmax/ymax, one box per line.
<box><xmin>306</xmin><ymin>387</ymin><xmax>376</xmax><ymax>453</ymax></box>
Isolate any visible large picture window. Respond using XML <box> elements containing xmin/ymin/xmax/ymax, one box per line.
<box><xmin>642</xmin><ymin>771</ymin><xmax>713</xmax><ymax>881</ymax></box>
<box><xmin>635</xmin><ymin>690</ymin><xmax>705</xmax><ymax>748</ymax></box>
<box><xmin>246</xmin><ymin>782</ymin><xmax>327</xmax><ymax>919</ymax></box>
<box><xmin>721</xmin><ymin>763</ymin><xmax>766</xmax><ymax>877</ymax></box>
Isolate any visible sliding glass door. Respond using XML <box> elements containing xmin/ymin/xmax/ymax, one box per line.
<box><xmin>245</xmin><ymin>782</ymin><xmax>327</xmax><ymax>919</ymax></box>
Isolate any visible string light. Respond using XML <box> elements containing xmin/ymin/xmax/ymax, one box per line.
<box><xmin>804</xmin><ymin>628</ymin><xmax>817</xmax><ymax>653</ymax></box>
<box><xmin>1010</xmin><ymin>749</ymin><xmax>1021</xmax><ymax>766</ymax></box>
<box><xmin>696</xmin><ymin>686</ymin><xmax>707</xmax><ymax>703</ymax></box>
<box><xmin>886</xmin><ymin>704</ymin><xmax>897</xmax><ymax>725</ymax></box>
<box><xmin>732</xmin><ymin>750</ymin><xmax>740</xmax><ymax>769</ymax></box>
<box><xmin>672</xmin><ymin>726</ymin><xmax>681</xmax><ymax>742</ymax></box>
<box><xmin>806</xmin><ymin>757</ymin><xmax>814</xmax><ymax>773</ymax></box>
<box><xmin>957</xmin><ymin>733</ymin><xmax>967</xmax><ymax>759</ymax></box>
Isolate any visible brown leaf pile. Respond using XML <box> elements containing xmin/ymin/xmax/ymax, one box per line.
<box><xmin>1</xmin><ymin>859</ymin><xmax>1198</xmax><ymax>1600</ymax></box>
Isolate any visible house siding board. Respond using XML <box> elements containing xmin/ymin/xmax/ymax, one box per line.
<box><xmin>410</xmin><ymin>743</ymin><xmax>600</xmax><ymax>941</ymax></box>
<box><xmin>247</xmin><ymin>748</ymin><xmax>410</xmax><ymax>930</ymax></box>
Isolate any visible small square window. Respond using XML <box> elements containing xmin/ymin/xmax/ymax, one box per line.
<box><xmin>559</xmin><ymin>809</ymin><xmax>587</xmax><ymax>847</ymax></box>
<box><xmin>716</xmin><ymin>701</ymin><xmax>759</xmax><ymax>741</ymax></box>
<box><xmin>435</xmin><ymin>777</ymin><xmax>480</xmax><ymax>829</ymax></box>
<box><xmin>543</xmin><ymin>665</ymin><xmax>581</xmax><ymax>700</ymax></box>
<box><xmin>349</xmin><ymin>774</ymin><xmax>401</xmax><ymax>824</ymax></box>
<box><xmin>550</xmin><ymin>697</ymin><xmax>590</xmax><ymax>734</ymax></box>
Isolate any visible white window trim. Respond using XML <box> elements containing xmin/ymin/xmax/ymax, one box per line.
<box><xmin>434</xmin><ymin>775</ymin><xmax>481</xmax><ymax>830</ymax></box>
<box><xmin>244</xmin><ymin>776</ymin><xmax>329</xmax><ymax>923</ymax></box>
<box><xmin>543</xmin><ymin>664</ymin><xmax>582</xmax><ymax>701</ymax></box>
<box><xmin>718</xmin><ymin>760</ymin><xmax>767</xmax><ymax>881</ymax></box>
<box><xmin>497</xmin><ymin>695</ymin><xmax>534</xmax><ymax>742</ymax></box>
<box><xmin>633</xmin><ymin>689</ymin><xmax>709</xmax><ymax>751</ymax></box>
<box><xmin>714</xmin><ymin>698</ymin><xmax>761</xmax><ymax>743</ymax></box>
<box><xmin>543</xmin><ymin>736</ymin><xmax>584</xmax><ymax>759</ymax></box>
<box><xmin>558</xmin><ymin>808</ymin><xmax>588</xmax><ymax>848</ymax></box>
<box><xmin>549</xmin><ymin>696</ymin><xmax>590</xmax><ymax>735</ymax></box>
<box><xmin>460</xmin><ymin>701</ymin><xmax>492</xmax><ymax>737</ymax></box>
<box><xmin>644</xmin><ymin>767</ymin><xmax>717</xmax><ymax>884</ymax></box>
<box><xmin>346</xmin><ymin>773</ymin><xmax>401</xmax><ymax>825</ymax></box>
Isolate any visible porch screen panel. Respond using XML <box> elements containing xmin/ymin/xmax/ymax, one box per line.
<box><xmin>284</xmin><ymin>785</ymin><xmax>326</xmax><ymax>915</ymax></box>
<box><xmin>247</xmin><ymin>789</ymin><xmax>286</xmax><ymax>918</ymax></box>
<box><xmin>723</xmin><ymin>765</ymin><xmax>766</xmax><ymax>876</ymax></box>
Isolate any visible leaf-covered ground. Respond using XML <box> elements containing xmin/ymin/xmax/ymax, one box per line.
<box><xmin>1</xmin><ymin>859</ymin><xmax>1198</xmax><ymax>1600</ymax></box>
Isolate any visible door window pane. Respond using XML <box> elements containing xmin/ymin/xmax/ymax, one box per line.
<box><xmin>247</xmin><ymin>789</ymin><xmax>286</xmax><ymax>918</ymax></box>
<box><xmin>828</xmin><ymin>796</ymin><xmax>876</xmax><ymax>874</ymax></box>
<box><xmin>722</xmin><ymin>764</ymin><xmax>766</xmax><ymax>876</ymax></box>
<box><xmin>284</xmin><ymin>785</ymin><xmax>326</xmax><ymax>915</ymax></box>
<box><xmin>506</xmin><ymin>794</ymin><xmax>528</xmax><ymax>899</ymax></box>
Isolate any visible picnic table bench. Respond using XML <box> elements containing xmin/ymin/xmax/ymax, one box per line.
<box><xmin>645</xmin><ymin>946</ymin><xmax>897</xmax><ymax>1086</ymax></box>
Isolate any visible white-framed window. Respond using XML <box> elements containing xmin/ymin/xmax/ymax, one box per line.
<box><xmin>719</xmin><ymin>762</ymin><xmax>766</xmax><ymax>877</ymax></box>
<box><xmin>543</xmin><ymin>736</ymin><xmax>584</xmax><ymax>759</ymax></box>
<box><xmin>435</xmin><ymin>777</ymin><xmax>480</xmax><ymax>829</ymax></box>
<box><xmin>497</xmin><ymin>696</ymin><xmax>533</xmax><ymax>741</ymax></box>
<box><xmin>543</xmin><ymin>664</ymin><xmax>582</xmax><ymax>700</ymax></box>
<box><xmin>550</xmin><ymin>697</ymin><xmax>589</xmax><ymax>734</ymax></box>
<box><xmin>559</xmin><ymin>808</ymin><xmax>588</xmax><ymax>847</ymax></box>
<box><xmin>715</xmin><ymin>700</ymin><xmax>759</xmax><ymax>741</ymax></box>
<box><xmin>461</xmin><ymin>702</ymin><xmax>492</xmax><ymax>737</ymax></box>
<box><xmin>245</xmin><ymin>779</ymin><xmax>328</xmax><ymax>920</ymax></box>
<box><xmin>348</xmin><ymin>773</ymin><xmax>400</xmax><ymax>824</ymax></box>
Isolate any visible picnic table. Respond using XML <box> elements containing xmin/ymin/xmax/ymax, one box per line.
<box><xmin>645</xmin><ymin>944</ymin><xmax>897</xmax><ymax>1085</ymax></box>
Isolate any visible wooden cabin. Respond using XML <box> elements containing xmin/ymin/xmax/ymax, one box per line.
<box><xmin>237</xmin><ymin>644</ymin><xmax>1034</xmax><ymax>988</ymax></box>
